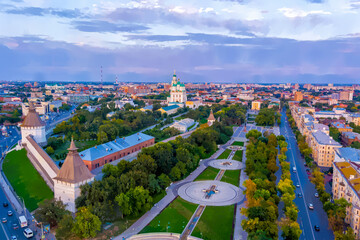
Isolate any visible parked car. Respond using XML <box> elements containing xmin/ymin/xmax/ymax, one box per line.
<box><xmin>314</xmin><ymin>225</ymin><xmax>320</xmax><ymax>231</ymax></box>
<box><xmin>308</xmin><ymin>203</ymin><xmax>314</xmax><ymax>210</ymax></box>
<box><xmin>315</xmin><ymin>192</ymin><xmax>319</xmax><ymax>198</ymax></box>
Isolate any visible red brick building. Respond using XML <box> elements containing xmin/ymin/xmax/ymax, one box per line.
<box><xmin>79</xmin><ymin>132</ymin><xmax>155</xmax><ymax>171</ymax></box>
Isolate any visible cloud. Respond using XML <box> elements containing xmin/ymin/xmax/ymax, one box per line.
<box><xmin>72</xmin><ymin>20</ymin><xmax>149</xmax><ymax>33</ymax></box>
<box><xmin>1</xmin><ymin>35</ymin><xmax>360</xmax><ymax>84</ymax></box>
<box><xmin>5</xmin><ymin>7</ymin><xmax>84</xmax><ymax>18</ymax></box>
<box><xmin>278</xmin><ymin>7</ymin><xmax>331</xmax><ymax>18</ymax></box>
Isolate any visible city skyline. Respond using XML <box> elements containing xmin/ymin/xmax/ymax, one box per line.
<box><xmin>1</xmin><ymin>0</ymin><xmax>360</xmax><ymax>83</ymax></box>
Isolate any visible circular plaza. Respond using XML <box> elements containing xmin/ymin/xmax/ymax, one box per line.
<box><xmin>208</xmin><ymin>159</ymin><xmax>244</xmax><ymax>170</ymax></box>
<box><xmin>178</xmin><ymin>180</ymin><xmax>243</xmax><ymax>206</ymax></box>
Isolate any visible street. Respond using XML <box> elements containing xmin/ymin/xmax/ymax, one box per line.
<box><xmin>0</xmin><ymin>126</ymin><xmax>26</xmax><ymax>240</ymax></box>
<box><xmin>280</xmin><ymin>108</ymin><xmax>334</xmax><ymax>240</ymax></box>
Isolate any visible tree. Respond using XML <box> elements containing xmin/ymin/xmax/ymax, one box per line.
<box><xmin>115</xmin><ymin>193</ymin><xmax>132</xmax><ymax>218</ymax></box>
<box><xmin>279</xmin><ymin>217</ymin><xmax>302</xmax><ymax>240</ymax></box>
<box><xmin>158</xmin><ymin>173</ymin><xmax>171</xmax><ymax>188</ymax></box>
<box><xmin>46</xmin><ymin>146</ymin><xmax>54</xmax><ymax>155</ymax></box>
<box><xmin>335</xmin><ymin>227</ymin><xmax>356</xmax><ymax>240</ymax></box>
<box><xmin>351</xmin><ymin>141</ymin><xmax>360</xmax><ymax>149</ymax></box>
<box><xmin>148</xmin><ymin>174</ymin><xmax>161</xmax><ymax>194</ymax></box>
<box><xmin>73</xmin><ymin>207</ymin><xmax>101</xmax><ymax>239</ymax></box>
<box><xmin>329</xmin><ymin>127</ymin><xmax>341</xmax><ymax>142</ymax></box>
<box><xmin>34</xmin><ymin>199</ymin><xmax>69</xmax><ymax>227</ymax></box>
<box><xmin>246</xmin><ymin>129</ymin><xmax>262</xmax><ymax>141</ymax></box>
<box><xmin>55</xmin><ymin>214</ymin><xmax>75</xmax><ymax>240</ymax></box>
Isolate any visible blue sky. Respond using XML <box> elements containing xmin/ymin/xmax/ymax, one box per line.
<box><xmin>0</xmin><ymin>0</ymin><xmax>360</xmax><ymax>83</ymax></box>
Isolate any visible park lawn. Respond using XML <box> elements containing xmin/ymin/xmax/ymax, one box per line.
<box><xmin>231</xmin><ymin>141</ymin><xmax>244</xmax><ymax>146</ymax></box>
<box><xmin>3</xmin><ymin>149</ymin><xmax>53</xmax><ymax>211</ymax></box>
<box><xmin>192</xmin><ymin>205</ymin><xmax>235</xmax><ymax>240</ymax></box>
<box><xmin>217</xmin><ymin>149</ymin><xmax>231</xmax><ymax>159</ymax></box>
<box><xmin>195</xmin><ymin>167</ymin><xmax>219</xmax><ymax>181</ymax></box>
<box><xmin>221</xmin><ymin>170</ymin><xmax>241</xmax><ymax>186</ymax></box>
<box><xmin>140</xmin><ymin>197</ymin><xmax>197</xmax><ymax>234</ymax></box>
<box><xmin>232</xmin><ymin>150</ymin><xmax>243</xmax><ymax>162</ymax></box>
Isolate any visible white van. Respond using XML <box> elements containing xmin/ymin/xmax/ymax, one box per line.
<box><xmin>292</xmin><ymin>167</ymin><xmax>296</xmax><ymax>173</ymax></box>
<box><xmin>19</xmin><ymin>215</ymin><xmax>27</xmax><ymax>228</ymax></box>
<box><xmin>23</xmin><ymin>228</ymin><xmax>33</xmax><ymax>238</ymax></box>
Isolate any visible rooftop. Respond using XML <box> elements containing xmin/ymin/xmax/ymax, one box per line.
<box><xmin>79</xmin><ymin>132</ymin><xmax>154</xmax><ymax>161</ymax></box>
<box><xmin>54</xmin><ymin>139</ymin><xmax>94</xmax><ymax>183</ymax></box>
<box><xmin>331</xmin><ymin>122</ymin><xmax>353</xmax><ymax>130</ymax></box>
<box><xmin>21</xmin><ymin>104</ymin><xmax>46</xmax><ymax>127</ymax></box>
<box><xmin>161</xmin><ymin>105</ymin><xmax>180</xmax><ymax>111</ymax></box>
<box><xmin>312</xmin><ymin>131</ymin><xmax>342</xmax><ymax>146</ymax></box>
<box><xmin>337</xmin><ymin>148</ymin><xmax>360</xmax><ymax>162</ymax></box>
<box><xmin>342</xmin><ymin>132</ymin><xmax>360</xmax><ymax>140</ymax></box>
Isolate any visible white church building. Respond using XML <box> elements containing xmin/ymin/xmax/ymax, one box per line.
<box><xmin>167</xmin><ymin>71</ymin><xmax>187</xmax><ymax>106</ymax></box>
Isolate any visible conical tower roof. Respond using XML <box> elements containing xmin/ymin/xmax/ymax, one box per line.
<box><xmin>54</xmin><ymin>139</ymin><xmax>94</xmax><ymax>183</ymax></box>
<box><xmin>21</xmin><ymin>103</ymin><xmax>45</xmax><ymax>127</ymax></box>
<box><xmin>208</xmin><ymin>109</ymin><xmax>215</xmax><ymax>121</ymax></box>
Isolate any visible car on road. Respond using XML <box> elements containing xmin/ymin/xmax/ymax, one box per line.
<box><xmin>308</xmin><ymin>203</ymin><xmax>314</xmax><ymax>210</ymax></box>
<box><xmin>23</xmin><ymin>228</ymin><xmax>33</xmax><ymax>238</ymax></box>
<box><xmin>1</xmin><ymin>217</ymin><xmax>7</xmax><ymax>223</ymax></box>
<box><xmin>315</xmin><ymin>192</ymin><xmax>319</xmax><ymax>198</ymax></box>
<box><xmin>12</xmin><ymin>223</ymin><xmax>19</xmax><ymax>229</ymax></box>
<box><xmin>296</xmin><ymin>183</ymin><xmax>300</xmax><ymax>188</ymax></box>
<box><xmin>298</xmin><ymin>193</ymin><xmax>303</xmax><ymax>198</ymax></box>
<box><xmin>11</xmin><ymin>236</ymin><xmax>17</xmax><ymax>240</ymax></box>
<box><xmin>3</xmin><ymin>202</ymin><xmax>8</xmax><ymax>207</ymax></box>
<box><xmin>314</xmin><ymin>225</ymin><xmax>320</xmax><ymax>231</ymax></box>
<box><xmin>7</xmin><ymin>210</ymin><xmax>13</xmax><ymax>216</ymax></box>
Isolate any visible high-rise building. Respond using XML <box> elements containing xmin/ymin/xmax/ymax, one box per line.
<box><xmin>294</xmin><ymin>91</ymin><xmax>303</xmax><ymax>101</ymax></box>
<box><xmin>340</xmin><ymin>91</ymin><xmax>354</xmax><ymax>101</ymax></box>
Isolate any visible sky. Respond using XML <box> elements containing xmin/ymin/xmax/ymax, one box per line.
<box><xmin>0</xmin><ymin>0</ymin><xmax>360</xmax><ymax>83</ymax></box>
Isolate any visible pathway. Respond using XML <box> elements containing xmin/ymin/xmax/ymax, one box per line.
<box><xmin>114</xmin><ymin>130</ymin><xmax>242</xmax><ymax>240</ymax></box>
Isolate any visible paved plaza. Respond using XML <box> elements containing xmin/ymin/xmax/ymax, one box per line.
<box><xmin>178</xmin><ymin>180</ymin><xmax>243</xmax><ymax>206</ymax></box>
<box><xmin>208</xmin><ymin>159</ymin><xmax>244</xmax><ymax>170</ymax></box>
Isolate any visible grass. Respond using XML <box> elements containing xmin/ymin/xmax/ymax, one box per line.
<box><xmin>195</xmin><ymin>167</ymin><xmax>219</xmax><ymax>181</ymax></box>
<box><xmin>192</xmin><ymin>205</ymin><xmax>235</xmax><ymax>240</ymax></box>
<box><xmin>232</xmin><ymin>150</ymin><xmax>243</xmax><ymax>162</ymax></box>
<box><xmin>140</xmin><ymin>197</ymin><xmax>197</xmax><ymax>234</ymax></box>
<box><xmin>3</xmin><ymin>149</ymin><xmax>53</xmax><ymax>211</ymax></box>
<box><xmin>221</xmin><ymin>170</ymin><xmax>241</xmax><ymax>186</ymax></box>
<box><xmin>217</xmin><ymin>149</ymin><xmax>231</xmax><ymax>159</ymax></box>
<box><xmin>231</xmin><ymin>141</ymin><xmax>244</xmax><ymax>146</ymax></box>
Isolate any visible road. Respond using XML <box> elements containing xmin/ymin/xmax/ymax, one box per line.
<box><xmin>0</xmin><ymin>126</ymin><xmax>27</xmax><ymax>240</ymax></box>
<box><xmin>280</xmin><ymin>108</ymin><xmax>334</xmax><ymax>240</ymax></box>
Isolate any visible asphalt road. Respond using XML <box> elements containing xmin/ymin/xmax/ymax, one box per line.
<box><xmin>280</xmin><ymin>108</ymin><xmax>334</xmax><ymax>240</ymax></box>
<box><xmin>0</xmin><ymin>126</ymin><xmax>27</xmax><ymax>240</ymax></box>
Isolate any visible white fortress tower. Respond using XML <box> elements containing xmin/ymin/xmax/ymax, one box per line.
<box><xmin>21</xmin><ymin>103</ymin><xmax>47</xmax><ymax>146</ymax></box>
<box><xmin>53</xmin><ymin>139</ymin><xmax>94</xmax><ymax>213</ymax></box>
<box><xmin>167</xmin><ymin>71</ymin><xmax>187</xmax><ymax>106</ymax></box>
